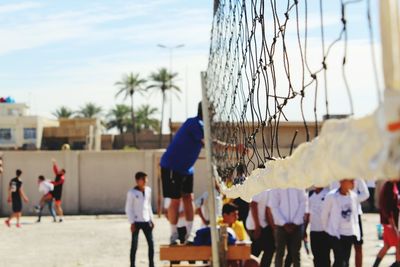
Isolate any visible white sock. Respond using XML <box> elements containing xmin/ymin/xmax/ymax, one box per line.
<box><xmin>186</xmin><ymin>221</ymin><xmax>193</xmax><ymax>236</ymax></box>
<box><xmin>170</xmin><ymin>224</ymin><xmax>178</xmax><ymax>235</ymax></box>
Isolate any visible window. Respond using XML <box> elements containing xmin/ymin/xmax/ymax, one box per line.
<box><xmin>24</xmin><ymin>128</ymin><xmax>36</xmax><ymax>140</ymax></box>
<box><xmin>0</xmin><ymin>128</ymin><xmax>12</xmax><ymax>140</ymax></box>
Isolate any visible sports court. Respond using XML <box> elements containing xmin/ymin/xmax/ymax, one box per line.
<box><xmin>0</xmin><ymin>214</ymin><xmax>396</xmax><ymax>267</ymax></box>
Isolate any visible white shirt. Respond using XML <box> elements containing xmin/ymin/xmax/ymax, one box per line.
<box><xmin>321</xmin><ymin>189</ymin><xmax>361</xmax><ymax>240</ymax></box>
<box><xmin>38</xmin><ymin>180</ymin><xmax>54</xmax><ymax>195</ymax></box>
<box><xmin>309</xmin><ymin>188</ymin><xmax>330</xmax><ymax>232</ymax></box>
<box><xmin>246</xmin><ymin>190</ymin><xmax>271</xmax><ymax>230</ymax></box>
<box><xmin>268</xmin><ymin>188</ymin><xmax>307</xmax><ymax>226</ymax></box>
<box><xmin>337</xmin><ymin>194</ymin><xmax>354</xmax><ymax>236</ymax></box>
<box><xmin>195</xmin><ymin>191</ymin><xmax>222</xmax><ymax>225</ymax></box>
<box><xmin>366</xmin><ymin>180</ymin><xmax>376</xmax><ymax>188</ymax></box>
<box><xmin>330</xmin><ymin>179</ymin><xmax>369</xmax><ymax>214</ymax></box>
<box><xmin>125</xmin><ymin>186</ymin><xmax>153</xmax><ymax>224</ymax></box>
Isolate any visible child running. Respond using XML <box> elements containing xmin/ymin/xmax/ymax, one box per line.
<box><xmin>36</xmin><ymin>175</ymin><xmax>57</xmax><ymax>223</ymax></box>
<box><xmin>5</xmin><ymin>169</ymin><xmax>29</xmax><ymax>228</ymax></box>
<box><xmin>125</xmin><ymin>171</ymin><xmax>154</xmax><ymax>267</ymax></box>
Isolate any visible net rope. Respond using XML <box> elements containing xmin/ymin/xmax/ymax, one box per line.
<box><xmin>206</xmin><ymin>0</ymin><xmax>381</xmax><ymax>184</ymax></box>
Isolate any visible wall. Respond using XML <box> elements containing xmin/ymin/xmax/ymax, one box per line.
<box><xmin>0</xmin><ymin>150</ymin><xmax>208</xmax><ymax>216</ymax></box>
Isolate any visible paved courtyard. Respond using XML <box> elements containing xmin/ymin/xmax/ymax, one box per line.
<box><xmin>0</xmin><ymin>213</ymin><xmax>395</xmax><ymax>266</ymax></box>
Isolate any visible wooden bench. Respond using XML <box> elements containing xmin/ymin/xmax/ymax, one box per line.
<box><xmin>160</xmin><ymin>244</ymin><xmax>251</xmax><ymax>265</ymax></box>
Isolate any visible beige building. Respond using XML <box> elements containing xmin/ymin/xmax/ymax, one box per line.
<box><xmin>42</xmin><ymin>118</ymin><xmax>102</xmax><ymax>151</ymax></box>
<box><xmin>0</xmin><ymin>103</ymin><xmax>59</xmax><ymax>150</ymax></box>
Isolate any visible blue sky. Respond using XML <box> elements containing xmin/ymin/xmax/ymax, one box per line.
<box><xmin>0</xmin><ymin>1</ymin><xmax>212</xmax><ymax>126</ymax></box>
<box><xmin>0</xmin><ymin>1</ymin><xmax>383</xmax><ymax>130</ymax></box>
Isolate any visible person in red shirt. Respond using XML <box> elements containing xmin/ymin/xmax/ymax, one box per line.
<box><xmin>373</xmin><ymin>179</ymin><xmax>400</xmax><ymax>267</ymax></box>
<box><xmin>51</xmin><ymin>159</ymin><xmax>66</xmax><ymax>222</ymax></box>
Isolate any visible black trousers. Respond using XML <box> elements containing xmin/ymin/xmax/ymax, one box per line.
<box><xmin>274</xmin><ymin>225</ymin><xmax>302</xmax><ymax>267</ymax></box>
<box><xmin>261</xmin><ymin>226</ymin><xmax>276</xmax><ymax>267</ymax></box>
<box><xmin>130</xmin><ymin>222</ymin><xmax>154</xmax><ymax>267</ymax></box>
<box><xmin>329</xmin><ymin>234</ymin><xmax>356</xmax><ymax>267</ymax></box>
<box><xmin>249</xmin><ymin>226</ymin><xmax>276</xmax><ymax>267</ymax></box>
<box><xmin>310</xmin><ymin>231</ymin><xmax>330</xmax><ymax>267</ymax></box>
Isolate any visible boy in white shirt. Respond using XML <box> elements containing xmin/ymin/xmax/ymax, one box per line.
<box><xmin>308</xmin><ymin>186</ymin><xmax>330</xmax><ymax>267</ymax></box>
<box><xmin>125</xmin><ymin>172</ymin><xmax>154</xmax><ymax>267</ymax></box>
<box><xmin>330</xmin><ymin>178</ymin><xmax>369</xmax><ymax>267</ymax></box>
<box><xmin>246</xmin><ymin>189</ymin><xmax>275</xmax><ymax>267</ymax></box>
<box><xmin>268</xmin><ymin>188</ymin><xmax>307</xmax><ymax>267</ymax></box>
<box><xmin>322</xmin><ymin>179</ymin><xmax>362</xmax><ymax>267</ymax></box>
<box><xmin>36</xmin><ymin>175</ymin><xmax>56</xmax><ymax>223</ymax></box>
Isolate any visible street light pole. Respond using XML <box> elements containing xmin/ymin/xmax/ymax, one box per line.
<box><xmin>157</xmin><ymin>44</ymin><xmax>184</xmax><ymax>142</ymax></box>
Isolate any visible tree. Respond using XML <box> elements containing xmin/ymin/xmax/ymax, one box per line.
<box><xmin>52</xmin><ymin>106</ymin><xmax>74</xmax><ymax>119</ymax></box>
<box><xmin>76</xmin><ymin>102</ymin><xmax>103</xmax><ymax>118</ymax></box>
<box><xmin>115</xmin><ymin>72</ymin><xmax>146</xmax><ymax>148</ymax></box>
<box><xmin>146</xmin><ymin>68</ymin><xmax>180</xmax><ymax>147</ymax></box>
<box><xmin>135</xmin><ymin>105</ymin><xmax>159</xmax><ymax>133</ymax></box>
<box><xmin>106</xmin><ymin>104</ymin><xmax>131</xmax><ymax>134</ymax></box>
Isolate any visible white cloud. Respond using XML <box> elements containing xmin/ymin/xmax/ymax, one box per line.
<box><xmin>0</xmin><ymin>2</ymin><xmax>41</xmax><ymax>14</ymax></box>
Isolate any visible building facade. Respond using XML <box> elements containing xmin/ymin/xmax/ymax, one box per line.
<box><xmin>0</xmin><ymin>103</ymin><xmax>59</xmax><ymax>149</ymax></box>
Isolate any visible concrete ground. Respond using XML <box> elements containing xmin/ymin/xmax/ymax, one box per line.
<box><xmin>0</xmin><ymin>213</ymin><xmax>396</xmax><ymax>267</ymax></box>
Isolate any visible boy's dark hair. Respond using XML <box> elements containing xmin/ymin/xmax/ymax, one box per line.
<box><xmin>135</xmin><ymin>171</ymin><xmax>147</xmax><ymax>180</ymax></box>
<box><xmin>61</xmin><ymin>169</ymin><xmax>66</xmax><ymax>174</ymax></box>
<box><xmin>16</xmin><ymin>169</ymin><xmax>22</xmax><ymax>176</ymax></box>
<box><xmin>38</xmin><ymin>175</ymin><xmax>45</xmax><ymax>181</ymax></box>
<box><xmin>197</xmin><ymin>102</ymin><xmax>203</xmax><ymax>120</ymax></box>
<box><xmin>222</xmin><ymin>203</ymin><xmax>238</xmax><ymax>215</ymax></box>
<box><xmin>236</xmin><ymin>164</ymin><xmax>246</xmax><ymax>176</ymax></box>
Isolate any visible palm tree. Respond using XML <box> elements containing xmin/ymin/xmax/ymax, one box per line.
<box><xmin>135</xmin><ymin>105</ymin><xmax>159</xmax><ymax>133</ymax></box>
<box><xmin>107</xmin><ymin>104</ymin><xmax>131</xmax><ymax>134</ymax></box>
<box><xmin>76</xmin><ymin>102</ymin><xmax>103</xmax><ymax>118</ymax></box>
<box><xmin>52</xmin><ymin>106</ymin><xmax>74</xmax><ymax>119</ymax></box>
<box><xmin>147</xmin><ymin>68</ymin><xmax>180</xmax><ymax>147</ymax></box>
<box><xmin>115</xmin><ymin>72</ymin><xmax>146</xmax><ymax>148</ymax></box>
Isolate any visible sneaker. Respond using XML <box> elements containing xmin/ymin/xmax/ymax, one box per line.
<box><xmin>4</xmin><ymin>219</ymin><xmax>10</xmax><ymax>227</ymax></box>
<box><xmin>16</xmin><ymin>223</ymin><xmax>21</xmax><ymax>228</ymax></box>
<box><xmin>36</xmin><ymin>219</ymin><xmax>41</xmax><ymax>223</ymax></box>
<box><xmin>34</xmin><ymin>205</ymin><xmax>41</xmax><ymax>213</ymax></box>
<box><xmin>184</xmin><ymin>232</ymin><xmax>195</xmax><ymax>245</ymax></box>
<box><xmin>169</xmin><ymin>232</ymin><xmax>179</xmax><ymax>245</ymax></box>
<box><xmin>59</xmin><ymin>218</ymin><xmax>63</xmax><ymax>223</ymax></box>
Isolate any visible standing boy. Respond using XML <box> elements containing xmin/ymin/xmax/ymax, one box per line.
<box><xmin>268</xmin><ymin>188</ymin><xmax>307</xmax><ymax>267</ymax></box>
<box><xmin>246</xmin><ymin>189</ymin><xmax>275</xmax><ymax>267</ymax></box>
<box><xmin>308</xmin><ymin>186</ymin><xmax>330</xmax><ymax>267</ymax></box>
<box><xmin>322</xmin><ymin>179</ymin><xmax>362</xmax><ymax>267</ymax></box>
<box><xmin>5</xmin><ymin>169</ymin><xmax>29</xmax><ymax>228</ymax></box>
<box><xmin>51</xmin><ymin>159</ymin><xmax>65</xmax><ymax>222</ymax></box>
<box><xmin>125</xmin><ymin>171</ymin><xmax>154</xmax><ymax>267</ymax></box>
<box><xmin>160</xmin><ymin>102</ymin><xmax>204</xmax><ymax>244</ymax></box>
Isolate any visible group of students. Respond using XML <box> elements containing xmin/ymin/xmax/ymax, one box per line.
<box><xmin>221</xmin><ymin>176</ymin><xmax>400</xmax><ymax>267</ymax></box>
<box><xmin>4</xmin><ymin>159</ymin><xmax>66</xmax><ymax>227</ymax></box>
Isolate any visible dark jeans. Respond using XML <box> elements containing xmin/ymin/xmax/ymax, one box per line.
<box><xmin>310</xmin><ymin>231</ymin><xmax>330</xmax><ymax>267</ymax></box>
<box><xmin>329</xmin><ymin>234</ymin><xmax>356</xmax><ymax>267</ymax></box>
<box><xmin>274</xmin><ymin>225</ymin><xmax>302</xmax><ymax>267</ymax></box>
<box><xmin>131</xmin><ymin>222</ymin><xmax>154</xmax><ymax>267</ymax></box>
<box><xmin>38</xmin><ymin>200</ymin><xmax>56</xmax><ymax>221</ymax></box>
<box><xmin>248</xmin><ymin>226</ymin><xmax>276</xmax><ymax>267</ymax></box>
<box><xmin>261</xmin><ymin>226</ymin><xmax>276</xmax><ymax>267</ymax></box>
<box><xmin>368</xmin><ymin>187</ymin><xmax>376</xmax><ymax>211</ymax></box>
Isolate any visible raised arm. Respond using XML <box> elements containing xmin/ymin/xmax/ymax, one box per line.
<box><xmin>52</xmin><ymin>159</ymin><xmax>59</xmax><ymax>175</ymax></box>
